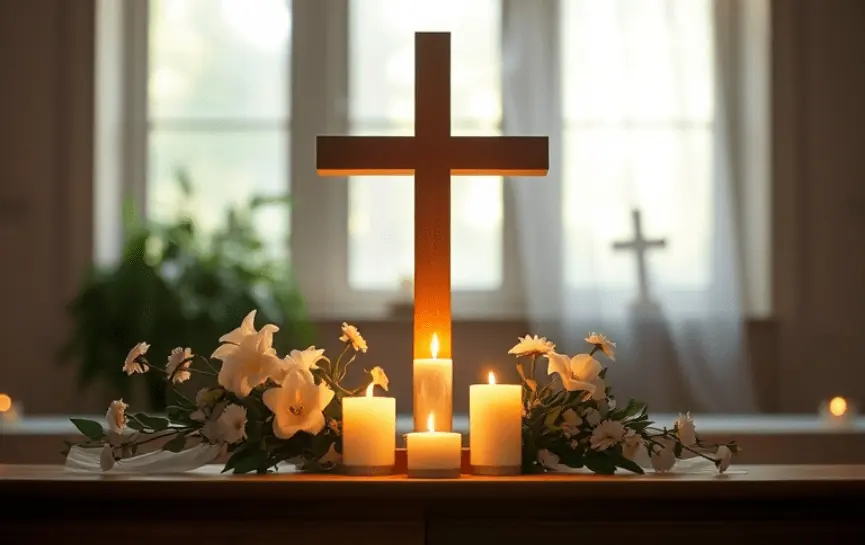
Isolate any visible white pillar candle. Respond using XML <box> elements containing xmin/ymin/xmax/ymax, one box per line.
<box><xmin>342</xmin><ymin>383</ymin><xmax>396</xmax><ymax>475</ymax></box>
<box><xmin>470</xmin><ymin>372</ymin><xmax>522</xmax><ymax>475</ymax></box>
<box><xmin>405</xmin><ymin>413</ymin><xmax>461</xmax><ymax>478</ymax></box>
<box><xmin>413</xmin><ymin>333</ymin><xmax>453</xmax><ymax>431</ymax></box>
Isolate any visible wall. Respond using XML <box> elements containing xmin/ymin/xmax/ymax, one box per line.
<box><xmin>773</xmin><ymin>0</ymin><xmax>865</xmax><ymax>411</ymax></box>
<box><xmin>0</xmin><ymin>0</ymin><xmax>102</xmax><ymax>412</ymax></box>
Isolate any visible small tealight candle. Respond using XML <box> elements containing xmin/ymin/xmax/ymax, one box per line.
<box><xmin>819</xmin><ymin>396</ymin><xmax>857</xmax><ymax>429</ymax></box>
<box><xmin>470</xmin><ymin>371</ymin><xmax>522</xmax><ymax>475</ymax></box>
<box><xmin>342</xmin><ymin>383</ymin><xmax>396</xmax><ymax>475</ymax></box>
<box><xmin>405</xmin><ymin>413</ymin><xmax>462</xmax><ymax>478</ymax></box>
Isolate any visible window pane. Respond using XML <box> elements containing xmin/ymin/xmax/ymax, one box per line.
<box><xmin>149</xmin><ymin>0</ymin><xmax>291</xmax><ymax>120</ymax></box>
<box><xmin>561</xmin><ymin>0</ymin><xmax>714</xmax><ymax>291</ymax></box>
<box><xmin>148</xmin><ymin>130</ymin><xmax>289</xmax><ymax>257</ymax></box>
<box><xmin>562</xmin><ymin>0</ymin><xmax>713</xmax><ymax>122</ymax></box>
<box><xmin>348</xmin><ymin>0</ymin><xmax>502</xmax><ymax>290</ymax></box>
<box><xmin>562</xmin><ymin>127</ymin><xmax>712</xmax><ymax>290</ymax></box>
<box><xmin>349</xmin><ymin>0</ymin><xmax>500</xmax><ymax>124</ymax></box>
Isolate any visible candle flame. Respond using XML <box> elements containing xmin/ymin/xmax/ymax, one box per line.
<box><xmin>488</xmin><ymin>371</ymin><xmax>496</xmax><ymax>385</ymax></box>
<box><xmin>0</xmin><ymin>393</ymin><xmax>10</xmax><ymax>413</ymax></box>
<box><xmin>366</xmin><ymin>382</ymin><xmax>375</xmax><ymax>397</ymax></box>
<box><xmin>427</xmin><ymin>412</ymin><xmax>435</xmax><ymax>432</ymax></box>
<box><xmin>430</xmin><ymin>333</ymin><xmax>440</xmax><ymax>359</ymax></box>
<box><xmin>829</xmin><ymin>396</ymin><xmax>848</xmax><ymax>417</ymax></box>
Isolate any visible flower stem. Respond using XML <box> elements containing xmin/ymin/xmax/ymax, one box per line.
<box><xmin>197</xmin><ymin>355</ymin><xmax>220</xmax><ymax>374</ymax></box>
<box><xmin>338</xmin><ymin>354</ymin><xmax>357</xmax><ymax>382</ymax></box>
<box><xmin>318</xmin><ymin>372</ymin><xmax>352</xmax><ymax>397</ymax></box>
<box><xmin>331</xmin><ymin>344</ymin><xmax>351</xmax><ymax>381</ymax></box>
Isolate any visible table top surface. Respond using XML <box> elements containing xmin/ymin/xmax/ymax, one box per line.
<box><xmin>2</xmin><ymin>464</ymin><xmax>864</xmax><ymax>500</ymax></box>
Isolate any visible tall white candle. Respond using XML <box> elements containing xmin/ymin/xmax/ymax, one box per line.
<box><xmin>342</xmin><ymin>383</ymin><xmax>396</xmax><ymax>474</ymax></box>
<box><xmin>470</xmin><ymin>372</ymin><xmax>522</xmax><ymax>475</ymax></box>
<box><xmin>413</xmin><ymin>333</ymin><xmax>453</xmax><ymax>431</ymax></box>
<box><xmin>405</xmin><ymin>413</ymin><xmax>462</xmax><ymax>478</ymax></box>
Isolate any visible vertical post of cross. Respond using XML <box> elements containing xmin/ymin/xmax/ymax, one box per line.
<box><xmin>413</xmin><ymin>32</ymin><xmax>452</xmax><ymax>361</ymax></box>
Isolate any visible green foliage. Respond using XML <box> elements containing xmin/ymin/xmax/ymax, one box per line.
<box><xmin>515</xmin><ymin>334</ymin><xmax>738</xmax><ymax>476</ymax></box>
<box><xmin>162</xmin><ymin>434</ymin><xmax>187</xmax><ymax>453</ymax></box>
<box><xmin>70</xmin><ymin>418</ymin><xmax>104</xmax><ymax>441</ymax></box>
<box><xmin>59</xmin><ymin>171</ymin><xmax>313</xmax><ymax>409</ymax></box>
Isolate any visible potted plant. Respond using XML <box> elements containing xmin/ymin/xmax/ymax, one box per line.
<box><xmin>61</xmin><ymin>173</ymin><xmax>313</xmax><ymax>410</ymax></box>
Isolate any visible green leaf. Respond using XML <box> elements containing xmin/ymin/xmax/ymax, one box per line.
<box><xmin>132</xmin><ymin>412</ymin><xmax>171</xmax><ymax>431</ymax></box>
<box><xmin>126</xmin><ymin>419</ymin><xmax>144</xmax><ymax>431</ymax></box>
<box><xmin>70</xmin><ymin>418</ymin><xmax>104</xmax><ymax>441</ymax></box>
<box><xmin>249</xmin><ymin>194</ymin><xmax>291</xmax><ymax>209</ymax></box>
<box><xmin>175</xmin><ymin>167</ymin><xmax>193</xmax><ymax>197</ymax></box>
<box><xmin>614</xmin><ymin>455</ymin><xmax>645</xmax><ymax>475</ymax></box>
<box><xmin>629</xmin><ymin>420</ymin><xmax>654</xmax><ymax>433</ymax></box>
<box><xmin>310</xmin><ymin>433</ymin><xmax>335</xmax><ymax>459</ymax></box>
<box><xmin>231</xmin><ymin>449</ymin><xmax>271</xmax><ymax>475</ymax></box>
<box><xmin>543</xmin><ymin>406</ymin><xmax>563</xmax><ymax>430</ymax></box>
<box><xmin>222</xmin><ymin>444</ymin><xmax>253</xmax><ymax>473</ymax></box>
<box><xmin>162</xmin><ymin>434</ymin><xmax>187</xmax><ymax>453</ymax></box>
<box><xmin>583</xmin><ymin>452</ymin><xmax>617</xmax><ymax>475</ymax></box>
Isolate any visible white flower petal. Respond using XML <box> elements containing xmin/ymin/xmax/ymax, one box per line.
<box><xmin>570</xmin><ymin>354</ymin><xmax>602</xmax><ymax>382</ymax></box>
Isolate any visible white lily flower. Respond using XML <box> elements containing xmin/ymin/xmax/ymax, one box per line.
<box><xmin>545</xmin><ymin>353</ymin><xmax>606</xmax><ymax>400</ymax></box>
<box><xmin>212</xmin><ymin>310</ymin><xmax>278</xmax><ymax>361</ymax></box>
<box><xmin>217</xmin><ymin>325</ymin><xmax>282</xmax><ymax>398</ymax></box>
<box><xmin>262</xmin><ymin>364</ymin><xmax>334</xmax><ymax>440</ymax></box>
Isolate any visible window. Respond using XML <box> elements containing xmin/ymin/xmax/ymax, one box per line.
<box><xmin>347</xmin><ymin>0</ymin><xmax>503</xmax><ymax>291</ymax></box>
<box><xmin>561</xmin><ymin>0</ymin><xmax>715</xmax><ymax>290</ymax></box>
<box><xmin>147</xmin><ymin>0</ymin><xmax>291</xmax><ymax>255</ymax></box>
<box><xmin>122</xmin><ymin>0</ymin><xmax>752</xmax><ymax>319</ymax></box>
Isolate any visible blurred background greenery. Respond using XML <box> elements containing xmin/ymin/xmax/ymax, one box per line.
<box><xmin>61</xmin><ymin>171</ymin><xmax>313</xmax><ymax>410</ymax></box>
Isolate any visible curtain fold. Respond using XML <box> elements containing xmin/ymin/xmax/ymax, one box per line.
<box><xmin>503</xmin><ymin>0</ymin><xmax>756</xmax><ymax>413</ymax></box>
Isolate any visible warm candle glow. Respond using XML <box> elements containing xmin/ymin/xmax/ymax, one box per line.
<box><xmin>430</xmin><ymin>333</ymin><xmax>440</xmax><ymax>359</ymax></box>
<box><xmin>366</xmin><ymin>382</ymin><xmax>375</xmax><ymax>397</ymax></box>
<box><xmin>427</xmin><ymin>412</ymin><xmax>435</xmax><ymax>432</ymax></box>
<box><xmin>829</xmin><ymin>396</ymin><xmax>848</xmax><ymax>417</ymax></box>
<box><xmin>0</xmin><ymin>393</ymin><xmax>11</xmax><ymax>413</ymax></box>
<box><xmin>488</xmin><ymin>371</ymin><xmax>496</xmax><ymax>385</ymax></box>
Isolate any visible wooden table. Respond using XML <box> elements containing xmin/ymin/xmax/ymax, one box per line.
<box><xmin>1</xmin><ymin>465</ymin><xmax>864</xmax><ymax>544</ymax></box>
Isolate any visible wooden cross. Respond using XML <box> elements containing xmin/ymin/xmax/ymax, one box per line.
<box><xmin>612</xmin><ymin>209</ymin><xmax>667</xmax><ymax>305</ymax></box>
<box><xmin>317</xmin><ymin>32</ymin><xmax>548</xmax><ymax>359</ymax></box>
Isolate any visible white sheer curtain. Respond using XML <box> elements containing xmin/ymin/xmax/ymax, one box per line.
<box><xmin>504</xmin><ymin>0</ymin><xmax>756</xmax><ymax>412</ymax></box>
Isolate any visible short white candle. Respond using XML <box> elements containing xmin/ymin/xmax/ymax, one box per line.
<box><xmin>405</xmin><ymin>413</ymin><xmax>462</xmax><ymax>478</ymax></box>
<box><xmin>342</xmin><ymin>383</ymin><xmax>396</xmax><ymax>474</ymax></box>
<box><xmin>470</xmin><ymin>371</ymin><xmax>522</xmax><ymax>475</ymax></box>
<box><xmin>819</xmin><ymin>396</ymin><xmax>857</xmax><ymax>429</ymax></box>
<box><xmin>413</xmin><ymin>333</ymin><xmax>453</xmax><ymax>431</ymax></box>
